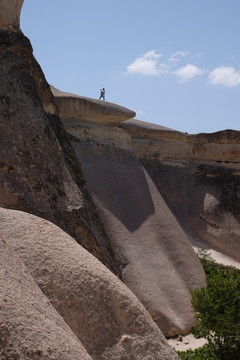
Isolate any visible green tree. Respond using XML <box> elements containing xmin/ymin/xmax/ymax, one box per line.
<box><xmin>191</xmin><ymin>255</ymin><xmax>240</xmax><ymax>360</ymax></box>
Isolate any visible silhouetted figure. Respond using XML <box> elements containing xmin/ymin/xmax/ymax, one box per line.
<box><xmin>99</xmin><ymin>88</ymin><xmax>105</xmax><ymax>101</ymax></box>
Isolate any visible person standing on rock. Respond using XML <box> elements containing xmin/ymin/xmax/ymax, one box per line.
<box><xmin>99</xmin><ymin>88</ymin><xmax>105</xmax><ymax>101</ymax></box>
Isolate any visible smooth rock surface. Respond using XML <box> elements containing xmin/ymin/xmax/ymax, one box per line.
<box><xmin>0</xmin><ymin>208</ymin><xmax>180</xmax><ymax>360</ymax></box>
<box><xmin>0</xmin><ymin>235</ymin><xmax>93</xmax><ymax>360</ymax></box>
<box><xmin>51</xmin><ymin>86</ymin><xmax>136</xmax><ymax>126</ymax></box>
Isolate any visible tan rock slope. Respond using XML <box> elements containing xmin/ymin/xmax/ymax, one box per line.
<box><xmin>0</xmin><ymin>208</ymin><xmax>179</xmax><ymax>360</ymax></box>
<box><xmin>63</xmin><ymin>121</ymin><xmax>206</xmax><ymax>336</ymax></box>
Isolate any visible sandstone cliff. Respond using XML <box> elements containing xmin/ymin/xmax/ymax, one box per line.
<box><xmin>63</xmin><ymin>118</ymin><xmax>206</xmax><ymax>336</ymax></box>
<box><xmin>1</xmin><ymin>0</ymin><xmax>239</xmax><ymax>358</ymax></box>
<box><xmin>54</xmin><ymin>85</ymin><xmax>239</xmax><ymax>335</ymax></box>
<box><xmin>120</xmin><ymin>119</ymin><xmax>240</xmax><ymax>263</ymax></box>
<box><xmin>0</xmin><ymin>30</ymin><xmax>119</xmax><ymax>275</ymax></box>
<box><xmin>0</xmin><ymin>1</ymin><xmax>180</xmax><ymax>358</ymax></box>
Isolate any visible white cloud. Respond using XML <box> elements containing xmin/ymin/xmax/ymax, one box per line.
<box><xmin>169</xmin><ymin>51</ymin><xmax>189</xmax><ymax>62</ymax></box>
<box><xmin>173</xmin><ymin>64</ymin><xmax>205</xmax><ymax>82</ymax></box>
<box><xmin>208</xmin><ymin>66</ymin><xmax>240</xmax><ymax>87</ymax></box>
<box><xmin>127</xmin><ymin>50</ymin><xmax>167</xmax><ymax>75</ymax></box>
<box><xmin>126</xmin><ymin>50</ymin><xmax>240</xmax><ymax>87</ymax></box>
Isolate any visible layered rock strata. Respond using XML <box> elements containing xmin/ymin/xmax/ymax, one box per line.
<box><xmin>121</xmin><ymin>119</ymin><xmax>240</xmax><ymax>262</ymax></box>
<box><xmin>0</xmin><ymin>208</ymin><xmax>180</xmax><ymax>360</ymax></box>
<box><xmin>121</xmin><ymin>119</ymin><xmax>240</xmax><ymax>164</ymax></box>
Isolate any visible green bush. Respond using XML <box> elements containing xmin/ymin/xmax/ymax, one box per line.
<box><xmin>177</xmin><ymin>345</ymin><xmax>218</xmax><ymax>359</ymax></box>
<box><xmin>177</xmin><ymin>251</ymin><xmax>240</xmax><ymax>360</ymax></box>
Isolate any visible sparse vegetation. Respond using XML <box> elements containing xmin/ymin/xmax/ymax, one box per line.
<box><xmin>177</xmin><ymin>345</ymin><xmax>218</xmax><ymax>360</ymax></box>
<box><xmin>177</xmin><ymin>250</ymin><xmax>240</xmax><ymax>360</ymax></box>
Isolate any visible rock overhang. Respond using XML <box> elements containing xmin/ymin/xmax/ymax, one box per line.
<box><xmin>51</xmin><ymin>86</ymin><xmax>136</xmax><ymax>127</ymax></box>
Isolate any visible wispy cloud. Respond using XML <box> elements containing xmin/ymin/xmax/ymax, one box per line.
<box><xmin>127</xmin><ymin>50</ymin><xmax>168</xmax><ymax>76</ymax></box>
<box><xmin>169</xmin><ymin>51</ymin><xmax>189</xmax><ymax>62</ymax></box>
<box><xmin>173</xmin><ymin>64</ymin><xmax>205</xmax><ymax>82</ymax></box>
<box><xmin>208</xmin><ymin>66</ymin><xmax>240</xmax><ymax>87</ymax></box>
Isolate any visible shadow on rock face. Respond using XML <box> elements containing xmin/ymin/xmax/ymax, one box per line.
<box><xmin>72</xmin><ymin>142</ymin><xmax>155</xmax><ymax>232</ymax></box>
<box><xmin>142</xmin><ymin>159</ymin><xmax>240</xmax><ymax>262</ymax></box>
<box><xmin>70</xmin><ymin>137</ymin><xmax>206</xmax><ymax>337</ymax></box>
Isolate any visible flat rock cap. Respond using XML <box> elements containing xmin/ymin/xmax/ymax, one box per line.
<box><xmin>51</xmin><ymin>86</ymin><xmax>136</xmax><ymax>127</ymax></box>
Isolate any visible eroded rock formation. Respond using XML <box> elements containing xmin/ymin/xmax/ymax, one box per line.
<box><xmin>0</xmin><ymin>235</ymin><xmax>93</xmax><ymax>360</ymax></box>
<box><xmin>0</xmin><ymin>29</ymin><xmax>119</xmax><ymax>274</ymax></box>
<box><xmin>64</xmin><ymin>121</ymin><xmax>206</xmax><ymax>336</ymax></box>
<box><xmin>51</xmin><ymin>86</ymin><xmax>136</xmax><ymax>126</ymax></box>
<box><xmin>0</xmin><ymin>208</ymin><xmax>180</xmax><ymax>360</ymax></box>
<box><xmin>120</xmin><ymin>119</ymin><xmax>240</xmax><ymax>263</ymax></box>
<box><xmin>54</xmin><ymin>89</ymin><xmax>239</xmax><ymax>334</ymax></box>
<box><xmin>0</xmin><ymin>8</ymin><xmax>180</xmax><ymax>357</ymax></box>
<box><xmin>1</xmin><ymin>0</ymin><xmax>239</xmax><ymax>357</ymax></box>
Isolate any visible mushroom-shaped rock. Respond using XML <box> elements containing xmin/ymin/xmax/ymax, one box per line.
<box><xmin>0</xmin><ymin>0</ymin><xmax>23</xmax><ymax>31</ymax></box>
<box><xmin>51</xmin><ymin>86</ymin><xmax>136</xmax><ymax>126</ymax></box>
<box><xmin>0</xmin><ymin>208</ymin><xmax>180</xmax><ymax>360</ymax></box>
<box><xmin>0</xmin><ymin>235</ymin><xmax>93</xmax><ymax>360</ymax></box>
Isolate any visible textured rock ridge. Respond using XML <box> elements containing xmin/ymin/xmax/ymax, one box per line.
<box><xmin>0</xmin><ymin>29</ymin><xmax>121</xmax><ymax>274</ymax></box>
<box><xmin>0</xmin><ymin>208</ymin><xmax>180</xmax><ymax>360</ymax></box>
<box><xmin>0</xmin><ymin>31</ymin><xmax>57</xmax><ymax>115</ymax></box>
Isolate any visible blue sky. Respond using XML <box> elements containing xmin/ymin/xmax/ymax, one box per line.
<box><xmin>21</xmin><ymin>0</ymin><xmax>240</xmax><ymax>134</ymax></box>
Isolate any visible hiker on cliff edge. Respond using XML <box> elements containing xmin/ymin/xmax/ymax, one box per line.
<box><xmin>99</xmin><ymin>88</ymin><xmax>105</xmax><ymax>101</ymax></box>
